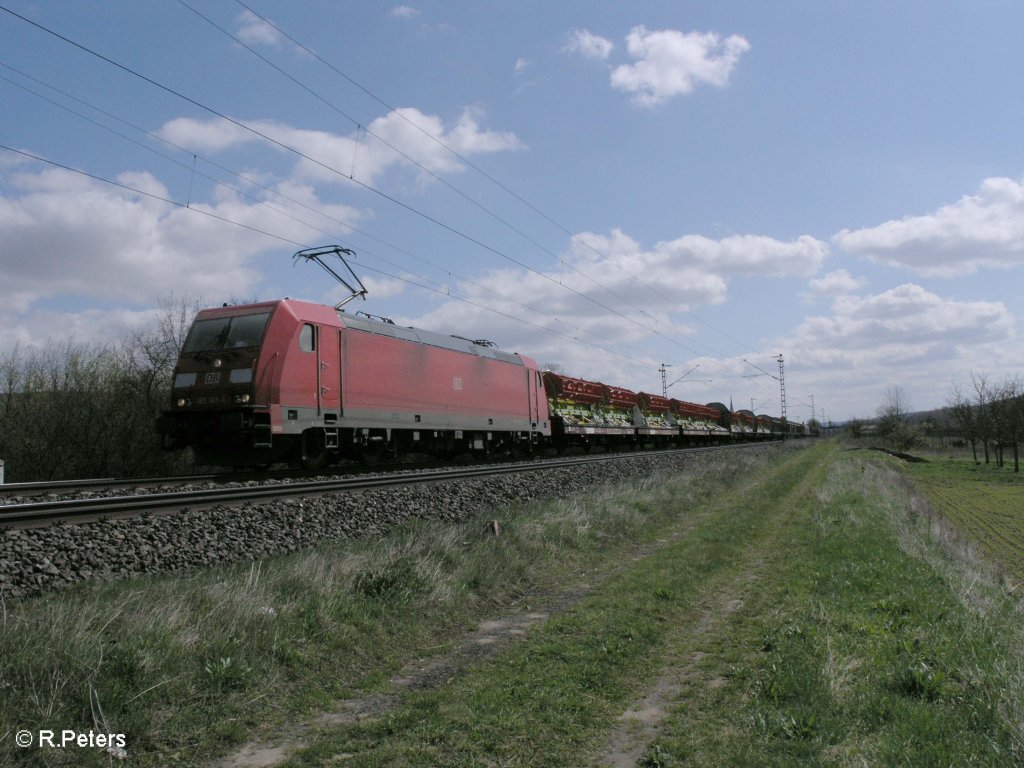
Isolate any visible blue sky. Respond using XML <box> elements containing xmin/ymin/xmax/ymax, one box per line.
<box><xmin>2</xmin><ymin>1</ymin><xmax>1023</xmax><ymax>423</ymax></box>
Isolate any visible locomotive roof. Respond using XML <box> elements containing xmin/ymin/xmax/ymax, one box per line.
<box><xmin>338</xmin><ymin>311</ymin><xmax>525</xmax><ymax>365</ymax></box>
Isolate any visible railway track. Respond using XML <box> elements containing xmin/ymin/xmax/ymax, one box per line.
<box><xmin>0</xmin><ymin>444</ymin><xmax>758</xmax><ymax>528</ymax></box>
<box><xmin>0</xmin><ymin>465</ymin><xmax>355</xmax><ymax>499</ymax></box>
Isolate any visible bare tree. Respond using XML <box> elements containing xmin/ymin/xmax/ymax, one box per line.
<box><xmin>949</xmin><ymin>373</ymin><xmax>1024</xmax><ymax>472</ymax></box>
<box><xmin>991</xmin><ymin>375</ymin><xmax>1024</xmax><ymax>472</ymax></box>
<box><xmin>970</xmin><ymin>372</ymin><xmax>995</xmax><ymax>464</ymax></box>
<box><xmin>949</xmin><ymin>382</ymin><xmax>979</xmax><ymax>462</ymax></box>
<box><xmin>876</xmin><ymin>384</ymin><xmax>918</xmax><ymax>452</ymax></box>
<box><xmin>0</xmin><ymin>296</ymin><xmax>203</xmax><ymax>482</ymax></box>
<box><xmin>1011</xmin><ymin>377</ymin><xmax>1024</xmax><ymax>473</ymax></box>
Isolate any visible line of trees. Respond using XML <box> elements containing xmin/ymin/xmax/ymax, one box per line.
<box><xmin>949</xmin><ymin>372</ymin><xmax>1024</xmax><ymax>472</ymax></box>
<box><xmin>0</xmin><ymin>298</ymin><xmax>199</xmax><ymax>482</ymax></box>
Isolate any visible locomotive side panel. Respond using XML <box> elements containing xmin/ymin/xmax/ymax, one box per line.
<box><xmin>338</xmin><ymin>328</ymin><xmax>543</xmax><ymax>434</ymax></box>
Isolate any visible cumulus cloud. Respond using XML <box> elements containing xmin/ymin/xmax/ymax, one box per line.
<box><xmin>389</xmin><ymin>6</ymin><xmax>420</xmax><ymax>19</ymax></box>
<box><xmin>834</xmin><ymin>176</ymin><xmax>1024</xmax><ymax>276</ymax></box>
<box><xmin>792</xmin><ymin>283</ymin><xmax>1012</xmax><ymax>365</ymax></box>
<box><xmin>634</xmin><ymin>232</ymin><xmax>827</xmax><ymax>278</ymax></box>
<box><xmin>393</xmin><ymin>227</ymin><xmax>826</xmax><ymax>385</ymax></box>
<box><xmin>157</xmin><ymin>117</ymin><xmax>255</xmax><ymax>153</ymax></box>
<box><xmin>781</xmin><ymin>282</ymin><xmax>1019</xmax><ymax>419</ymax></box>
<box><xmin>610</xmin><ymin>26</ymin><xmax>751</xmax><ymax>107</ymax></box>
<box><xmin>0</xmin><ymin>166</ymin><xmax>363</xmax><ymax>311</ymax></box>
<box><xmin>357</xmin><ymin>274</ymin><xmax>409</xmax><ymax>301</ymax></box>
<box><xmin>157</xmin><ymin>107</ymin><xmax>523</xmax><ymax>186</ymax></box>
<box><xmin>564</xmin><ymin>28</ymin><xmax>614</xmax><ymax>60</ymax></box>
<box><xmin>234</xmin><ymin>10</ymin><xmax>285</xmax><ymax>47</ymax></box>
<box><xmin>805</xmin><ymin>269</ymin><xmax>867</xmax><ymax>300</ymax></box>
<box><xmin>0</xmin><ymin>306</ymin><xmax>165</xmax><ymax>352</ymax></box>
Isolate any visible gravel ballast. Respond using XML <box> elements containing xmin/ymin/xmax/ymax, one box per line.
<box><xmin>0</xmin><ymin>447</ymin><xmax>773</xmax><ymax>599</ymax></box>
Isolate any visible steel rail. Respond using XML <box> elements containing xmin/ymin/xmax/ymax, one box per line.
<box><xmin>0</xmin><ymin>444</ymin><xmax>757</xmax><ymax>527</ymax></box>
<box><xmin>0</xmin><ymin>463</ymin><xmax>434</xmax><ymax>498</ymax></box>
<box><xmin>0</xmin><ymin>474</ymin><xmax>215</xmax><ymax>496</ymax></box>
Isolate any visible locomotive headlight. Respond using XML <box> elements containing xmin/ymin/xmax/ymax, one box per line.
<box><xmin>176</xmin><ymin>397</ymin><xmax>191</xmax><ymax>407</ymax></box>
<box><xmin>234</xmin><ymin>393</ymin><xmax>251</xmax><ymax>404</ymax></box>
<box><xmin>212</xmin><ymin>358</ymin><xmax>223</xmax><ymax>368</ymax></box>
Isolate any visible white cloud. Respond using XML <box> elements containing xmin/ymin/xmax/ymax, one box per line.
<box><xmin>157</xmin><ymin>117</ymin><xmax>254</xmax><ymax>153</ymax></box>
<box><xmin>156</xmin><ymin>108</ymin><xmax>523</xmax><ymax>186</ymax></box>
<box><xmin>0</xmin><ymin>306</ymin><xmax>164</xmax><ymax>352</ymax></box>
<box><xmin>834</xmin><ymin>176</ymin><xmax>1024</xmax><ymax>276</ymax></box>
<box><xmin>815</xmin><ymin>284</ymin><xmax>1011</xmax><ymax>351</ymax></box>
<box><xmin>610</xmin><ymin>26</ymin><xmax>751</xmax><ymax>107</ymax></box>
<box><xmin>805</xmin><ymin>269</ymin><xmax>867</xmax><ymax>300</ymax></box>
<box><xmin>357</xmin><ymin>274</ymin><xmax>408</xmax><ymax>301</ymax></box>
<box><xmin>0</xmin><ymin>167</ymin><xmax>364</xmax><ymax>313</ymax></box>
<box><xmin>234</xmin><ymin>10</ymin><xmax>284</xmax><ymax>47</ymax></box>
<box><xmin>389</xmin><ymin>6</ymin><xmax>420</xmax><ymax>20</ymax></box>
<box><xmin>643</xmin><ymin>232</ymin><xmax>827</xmax><ymax>278</ymax></box>
<box><xmin>0</xmin><ymin>150</ymin><xmax>33</xmax><ymax>171</ymax></box>
<box><xmin>780</xmin><ymin>283</ymin><xmax>1018</xmax><ymax>417</ymax></box>
<box><xmin>564</xmin><ymin>28</ymin><xmax>614</xmax><ymax>60</ymax></box>
<box><xmin>515</xmin><ymin>57</ymin><xmax>530</xmax><ymax>74</ymax></box>
<box><xmin>392</xmin><ymin>227</ymin><xmax>825</xmax><ymax>388</ymax></box>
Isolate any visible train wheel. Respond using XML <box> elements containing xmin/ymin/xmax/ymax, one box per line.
<box><xmin>358</xmin><ymin>435</ymin><xmax>389</xmax><ymax>466</ymax></box>
<box><xmin>301</xmin><ymin>429</ymin><xmax>330</xmax><ymax>470</ymax></box>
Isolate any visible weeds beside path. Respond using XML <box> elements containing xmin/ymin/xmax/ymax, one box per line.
<box><xmin>3</xmin><ymin>443</ymin><xmax>1022</xmax><ymax>767</ymax></box>
<box><xmin>283</xmin><ymin>441</ymin><xmax>827</xmax><ymax>767</ymax></box>
<box><xmin>275</xmin><ymin>443</ymin><xmax>1024</xmax><ymax>767</ymax></box>
<box><xmin>618</xmin><ymin>448</ymin><xmax>1024</xmax><ymax>767</ymax></box>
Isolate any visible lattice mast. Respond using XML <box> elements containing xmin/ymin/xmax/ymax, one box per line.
<box><xmin>777</xmin><ymin>354</ymin><xmax>787</xmax><ymax>438</ymax></box>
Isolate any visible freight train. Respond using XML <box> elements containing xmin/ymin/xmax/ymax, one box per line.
<box><xmin>157</xmin><ymin>297</ymin><xmax>806</xmax><ymax>468</ymax></box>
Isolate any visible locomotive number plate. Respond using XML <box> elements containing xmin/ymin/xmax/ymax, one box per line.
<box><xmin>204</xmin><ymin>372</ymin><xmax>222</xmax><ymax>384</ymax></box>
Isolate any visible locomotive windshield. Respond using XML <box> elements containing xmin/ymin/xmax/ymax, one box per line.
<box><xmin>183</xmin><ymin>312</ymin><xmax>271</xmax><ymax>353</ymax></box>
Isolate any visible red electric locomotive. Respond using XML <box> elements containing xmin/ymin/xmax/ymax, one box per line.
<box><xmin>158</xmin><ymin>299</ymin><xmax>550</xmax><ymax>467</ymax></box>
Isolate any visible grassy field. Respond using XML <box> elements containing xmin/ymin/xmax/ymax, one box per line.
<box><xmin>1</xmin><ymin>442</ymin><xmax>1022</xmax><ymax>767</ymax></box>
<box><xmin>904</xmin><ymin>454</ymin><xmax>1024</xmax><ymax>584</ymax></box>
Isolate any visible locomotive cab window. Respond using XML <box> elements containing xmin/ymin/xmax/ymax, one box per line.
<box><xmin>299</xmin><ymin>323</ymin><xmax>316</xmax><ymax>352</ymax></box>
<box><xmin>183</xmin><ymin>311</ymin><xmax>271</xmax><ymax>353</ymax></box>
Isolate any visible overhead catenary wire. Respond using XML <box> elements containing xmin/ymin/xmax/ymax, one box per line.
<box><xmin>230</xmin><ymin>0</ymin><xmax>760</xmax><ymax>358</ymax></box>
<box><xmin>0</xmin><ymin>2</ymin><xmax>710</xmax><ymax>359</ymax></box>
<box><xmin>0</xmin><ymin>4</ymin><xmax>786</xmax><ymax>398</ymax></box>
<box><xmin>0</xmin><ymin>143</ymin><xmax>660</xmax><ymax>371</ymax></box>
<box><xmin>174</xmin><ymin>0</ymin><xmax>718</xmax><ymax>357</ymax></box>
<box><xmin>0</xmin><ymin>62</ymin><xmax>621</xmax><ymax>362</ymax></box>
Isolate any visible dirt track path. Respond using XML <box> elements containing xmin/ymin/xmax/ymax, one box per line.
<box><xmin>594</xmin><ymin>449</ymin><xmax>820</xmax><ymax>767</ymax></box>
<box><xmin>217</xmin><ymin>446</ymin><xmax>820</xmax><ymax>767</ymax></box>
<box><xmin>216</xmin><ymin>483</ymin><xmax>740</xmax><ymax>767</ymax></box>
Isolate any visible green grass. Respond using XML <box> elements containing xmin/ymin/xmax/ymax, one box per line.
<box><xmin>620</xmin><ymin>449</ymin><xmax>1024</xmax><ymax>767</ymax></box>
<box><xmin>283</xmin><ymin>445</ymin><xmax>828</xmax><ymax>767</ymax></box>
<box><xmin>904</xmin><ymin>455</ymin><xmax>1024</xmax><ymax>583</ymax></box>
<box><xmin>0</xmin><ymin>447</ymin><xmax>773</xmax><ymax>767</ymax></box>
<box><xmin>3</xmin><ymin>443</ymin><xmax>1022</xmax><ymax>767</ymax></box>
